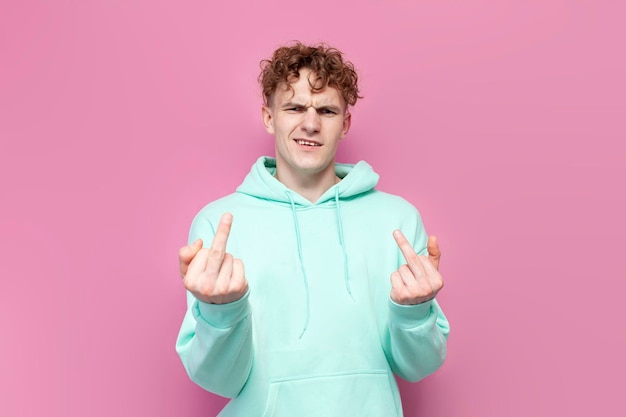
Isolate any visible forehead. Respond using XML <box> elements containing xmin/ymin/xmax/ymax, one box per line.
<box><xmin>272</xmin><ymin>70</ymin><xmax>344</xmax><ymax>107</ymax></box>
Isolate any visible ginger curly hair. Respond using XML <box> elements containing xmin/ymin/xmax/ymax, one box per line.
<box><xmin>259</xmin><ymin>42</ymin><xmax>362</xmax><ymax>108</ymax></box>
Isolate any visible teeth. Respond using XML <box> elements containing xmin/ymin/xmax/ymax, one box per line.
<box><xmin>296</xmin><ymin>139</ymin><xmax>321</xmax><ymax>146</ymax></box>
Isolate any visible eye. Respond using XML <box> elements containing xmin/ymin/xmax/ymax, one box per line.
<box><xmin>319</xmin><ymin>108</ymin><xmax>337</xmax><ymax>116</ymax></box>
<box><xmin>286</xmin><ymin>106</ymin><xmax>305</xmax><ymax>113</ymax></box>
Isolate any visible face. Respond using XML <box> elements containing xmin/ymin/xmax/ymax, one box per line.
<box><xmin>262</xmin><ymin>68</ymin><xmax>351</xmax><ymax>183</ymax></box>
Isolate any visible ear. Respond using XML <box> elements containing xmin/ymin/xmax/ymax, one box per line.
<box><xmin>340</xmin><ymin>111</ymin><xmax>352</xmax><ymax>139</ymax></box>
<box><xmin>261</xmin><ymin>105</ymin><xmax>275</xmax><ymax>134</ymax></box>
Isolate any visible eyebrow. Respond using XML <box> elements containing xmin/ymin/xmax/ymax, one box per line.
<box><xmin>280</xmin><ymin>102</ymin><xmax>343</xmax><ymax>113</ymax></box>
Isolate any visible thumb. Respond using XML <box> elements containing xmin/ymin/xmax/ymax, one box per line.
<box><xmin>427</xmin><ymin>235</ymin><xmax>441</xmax><ymax>271</ymax></box>
<box><xmin>180</xmin><ymin>238</ymin><xmax>203</xmax><ymax>260</ymax></box>
<box><xmin>179</xmin><ymin>238</ymin><xmax>203</xmax><ymax>277</ymax></box>
<box><xmin>190</xmin><ymin>238</ymin><xmax>203</xmax><ymax>252</ymax></box>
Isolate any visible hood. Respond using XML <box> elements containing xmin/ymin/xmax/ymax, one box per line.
<box><xmin>236</xmin><ymin>156</ymin><xmax>379</xmax><ymax>206</ymax></box>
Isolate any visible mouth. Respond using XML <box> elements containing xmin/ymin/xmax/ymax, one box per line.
<box><xmin>294</xmin><ymin>139</ymin><xmax>322</xmax><ymax>147</ymax></box>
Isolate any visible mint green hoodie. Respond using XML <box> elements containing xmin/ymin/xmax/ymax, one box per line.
<box><xmin>176</xmin><ymin>157</ymin><xmax>450</xmax><ymax>417</ymax></box>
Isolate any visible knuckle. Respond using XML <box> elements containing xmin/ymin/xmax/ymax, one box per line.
<box><xmin>412</xmin><ymin>283</ymin><xmax>427</xmax><ymax>297</ymax></box>
<box><xmin>214</xmin><ymin>279</ymin><xmax>229</xmax><ymax>294</ymax></box>
<box><xmin>182</xmin><ymin>277</ymin><xmax>192</xmax><ymax>290</ymax></box>
<box><xmin>234</xmin><ymin>257</ymin><xmax>244</xmax><ymax>270</ymax></box>
<box><xmin>430</xmin><ymin>271</ymin><xmax>443</xmax><ymax>284</ymax></box>
<box><xmin>199</xmin><ymin>282</ymin><xmax>213</xmax><ymax>296</ymax></box>
<box><xmin>399</xmin><ymin>287</ymin><xmax>411</xmax><ymax>299</ymax></box>
<box><xmin>232</xmin><ymin>280</ymin><xmax>247</xmax><ymax>294</ymax></box>
<box><xmin>198</xmin><ymin>275</ymin><xmax>215</xmax><ymax>293</ymax></box>
<box><xmin>209</xmin><ymin>248</ymin><xmax>223</xmax><ymax>260</ymax></box>
<box><xmin>394</xmin><ymin>292</ymin><xmax>413</xmax><ymax>305</ymax></box>
<box><xmin>436</xmin><ymin>277</ymin><xmax>444</xmax><ymax>290</ymax></box>
<box><xmin>182</xmin><ymin>271</ymin><xmax>196</xmax><ymax>285</ymax></box>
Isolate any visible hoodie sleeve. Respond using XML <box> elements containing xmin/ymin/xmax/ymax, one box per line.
<box><xmin>175</xmin><ymin>212</ymin><xmax>254</xmax><ymax>398</ymax></box>
<box><xmin>382</xmin><ymin>209</ymin><xmax>451</xmax><ymax>382</ymax></box>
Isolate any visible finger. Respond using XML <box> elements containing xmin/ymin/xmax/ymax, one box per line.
<box><xmin>185</xmin><ymin>248</ymin><xmax>210</xmax><ymax>282</ymax></box>
<box><xmin>191</xmin><ymin>238</ymin><xmax>203</xmax><ymax>251</ymax></box>
<box><xmin>393</xmin><ymin>230</ymin><xmax>417</xmax><ymax>264</ymax></box>
<box><xmin>179</xmin><ymin>239</ymin><xmax>203</xmax><ymax>261</ymax></box>
<box><xmin>390</xmin><ymin>271</ymin><xmax>404</xmax><ymax>289</ymax></box>
<box><xmin>206</xmin><ymin>213</ymin><xmax>233</xmax><ymax>274</ymax></box>
<box><xmin>231</xmin><ymin>258</ymin><xmax>248</xmax><ymax>292</ymax></box>
<box><xmin>420</xmin><ymin>256</ymin><xmax>444</xmax><ymax>291</ymax></box>
<box><xmin>427</xmin><ymin>235</ymin><xmax>441</xmax><ymax>270</ymax></box>
<box><xmin>389</xmin><ymin>271</ymin><xmax>406</xmax><ymax>301</ymax></box>
<box><xmin>214</xmin><ymin>253</ymin><xmax>234</xmax><ymax>294</ymax></box>
<box><xmin>393</xmin><ymin>230</ymin><xmax>428</xmax><ymax>279</ymax></box>
<box><xmin>178</xmin><ymin>239</ymin><xmax>203</xmax><ymax>277</ymax></box>
<box><xmin>406</xmin><ymin>256</ymin><xmax>429</xmax><ymax>289</ymax></box>
<box><xmin>210</xmin><ymin>213</ymin><xmax>233</xmax><ymax>252</ymax></box>
<box><xmin>420</xmin><ymin>255</ymin><xmax>438</xmax><ymax>275</ymax></box>
<box><xmin>398</xmin><ymin>263</ymin><xmax>419</xmax><ymax>290</ymax></box>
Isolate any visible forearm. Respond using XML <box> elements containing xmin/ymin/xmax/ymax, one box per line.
<box><xmin>383</xmin><ymin>298</ymin><xmax>450</xmax><ymax>382</ymax></box>
<box><xmin>176</xmin><ymin>291</ymin><xmax>254</xmax><ymax>397</ymax></box>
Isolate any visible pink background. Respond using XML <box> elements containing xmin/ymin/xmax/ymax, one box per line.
<box><xmin>1</xmin><ymin>1</ymin><xmax>624</xmax><ymax>416</ymax></box>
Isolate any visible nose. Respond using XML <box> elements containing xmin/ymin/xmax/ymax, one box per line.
<box><xmin>301</xmin><ymin>107</ymin><xmax>321</xmax><ymax>134</ymax></box>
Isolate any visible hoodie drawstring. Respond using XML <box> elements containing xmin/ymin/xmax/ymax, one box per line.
<box><xmin>287</xmin><ymin>189</ymin><xmax>353</xmax><ymax>339</ymax></box>
<box><xmin>335</xmin><ymin>188</ymin><xmax>353</xmax><ymax>299</ymax></box>
<box><xmin>287</xmin><ymin>192</ymin><xmax>311</xmax><ymax>339</ymax></box>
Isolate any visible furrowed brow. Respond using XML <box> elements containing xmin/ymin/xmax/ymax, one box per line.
<box><xmin>314</xmin><ymin>104</ymin><xmax>343</xmax><ymax>113</ymax></box>
<box><xmin>280</xmin><ymin>102</ymin><xmax>306</xmax><ymax>109</ymax></box>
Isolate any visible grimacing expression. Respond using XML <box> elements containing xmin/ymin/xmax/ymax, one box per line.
<box><xmin>262</xmin><ymin>68</ymin><xmax>351</xmax><ymax>181</ymax></box>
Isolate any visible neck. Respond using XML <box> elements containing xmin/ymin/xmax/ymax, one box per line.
<box><xmin>275</xmin><ymin>164</ymin><xmax>340</xmax><ymax>203</ymax></box>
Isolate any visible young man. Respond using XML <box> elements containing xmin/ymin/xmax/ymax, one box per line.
<box><xmin>176</xmin><ymin>42</ymin><xmax>450</xmax><ymax>417</ymax></box>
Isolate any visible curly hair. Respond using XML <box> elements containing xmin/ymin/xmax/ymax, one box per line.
<box><xmin>259</xmin><ymin>42</ymin><xmax>362</xmax><ymax>108</ymax></box>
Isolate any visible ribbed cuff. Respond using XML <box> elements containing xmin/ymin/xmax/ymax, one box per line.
<box><xmin>193</xmin><ymin>291</ymin><xmax>251</xmax><ymax>329</ymax></box>
<box><xmin>388</xmin><ymin>298</ymin><xmax>433</xmax><ymax>329</ymax></box>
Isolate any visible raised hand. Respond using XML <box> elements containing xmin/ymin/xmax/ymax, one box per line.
<box><xmin>181</xmin><ymin>213</ymin><xmax>248</xmax><ymax>304</ymax></box>
<box><xmin>390</xmin><ymin>230</ymin><xmax>444</xmax><ymax>305</ymax></box>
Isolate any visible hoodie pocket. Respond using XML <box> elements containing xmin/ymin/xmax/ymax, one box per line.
<box><xmin>261</xmin><ymin>370</ymin><xmax>399</xmax><ymax>417</ymax></box>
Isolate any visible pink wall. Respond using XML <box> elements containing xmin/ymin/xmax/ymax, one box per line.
<box><xmin>1</xmin><ymin>1</ymin><xmax>624</xmax><ymax>416</ymax></box>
